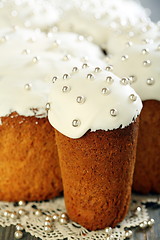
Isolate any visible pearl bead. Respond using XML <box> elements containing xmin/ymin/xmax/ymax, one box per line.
<box><xmin>45</xmin><ymin>215</ymin><xmax>52</xmax><ymax>221</ymax></box>
<box><xmin>146</xmin><ymin>78</ymin><xmax>155</xmax><ymax>85</ymax></box>
<box><xmin>129</xmin><ymin>75</ymin><xmax>136</xmax><ymax>84</ymax></box>
<box><xmin>14</xmin><ymin>231</ymin><xmax>23</xmax><ymax>239</ymax></box>
<box><xmin>129</xmin><ymin>94</ymin><xmax>137</xmax><ymax>102</ymax></box>
<box><xmin>32</xmin><ymin>56</ymin><xmax>39</xmax><ymax>64</ymax></box>
<box><xmin>53</xmin><ymin>40</ymin><xmax>60</xmax><ymax>48</ymax></box>
<box><xmin>106</xmin><ymin>76</ymin><xmax>114</xmax><ymax>84</ymax></box>
<box><xmin>110</xmin><ymin>109</ymin><xmax>118</xmax><ymax>117</ymax></box>
<box><xmin>120</xmin><ymin>78</ymin><xmax>128</xmax><ymax>85</ymax></box>
<box><xmin>141</xmin><ymin>48</ymin><xmax>149</xmax><ymax>55</ymax></box>
<box><xmin>126</xmin><ymin>41</ymin><xmax>133</xmax><ymax>47</ymax></box>
<box><xmin>34</xmin><ymin>209</ymin><xmax>42</xmax><ymax>217</ymax></box>
<box><xmin>72</xmin><ymin>67</ymin><xmax>79</xmax><ymax>73</ymax></box>
<box><xmin>52</xmin><ymin>76</ymin><xmax>58</xmax><ymax>83</ymax></box>
<box><xmin>59</xmin><ymin>217</ymin><xmax>68</xmax><ymax>224</ymax></box>
<box><xmin>76</xmin><ymin>96</ymin><xmax>86</xmax><ymax>104</ymax></box>
<box><xmin>106</xmin><ymin>65</ymin><xmax>113</xmax><ymax>71</ymax></box>
<box><xmin>60</xmin><ymin>212</ymin><xmax>69</xmax><ymax>219</ymax></box>
<box><xmin>139</xmin><ymin>221</ymin><xmax>148</xmax><ymax>229</ymax></box>
<box><xmin>143</xmin><ymin>60</ymin><xmax>151</xmax><ymax>67</ymax></box>
<box><xmin>52</xmin><ymin>213</ymin><xmax>59</xmax><ymax>221</ymax></box>
<box><xmin>63</xmin><ymin>74</ymin><xmax>70</xmax><ymax>80</ymax></box>
<box><xmin>105</xmin><ymin>227</ymin><xmax>112</xmax><ymax>235</ymax></box>
<box><xmin>22</xmin><ymin>49</ymin><xmax>30</xmax><ymax>55</ymax></box>
<box><xmin>106</xmin><ymin>235</ymin><xmax>114</xmax><ymax>240</ymax></box>
<box><xmin>124</xmin><ymin>230</ymin><xmax>133</xmax><ymax>238</ymax></box>
<box><xmin>101</xmin><ymin>88</ymin><xmax>110</xmax><ymax>95</ymax></box>
<box><xmin>10</xmin><ymin>212</ymin><xmax>18</xmax><ymax>219</ymax></box>
<box><xmin>72</xmin><ymin>119</ymin><xmax>81</xmax><ymax>127</ymax></box>
<box><xmin>87</xmin><ymin>73</ymin><xmax>94</xmax><ymax>80</ymax></box>
<box><xmin>44</xmin><ymin>226</ymin><xmax>52</xmax><ymax>233</ymax></box>
<box><xmin>18</xmin><ymin>209</ymin><xmax>26</xmax><ymax>216</ymax></box>
<box><xmin>44</xmin><ymin>220</ymin><xmax>52</xmax><ymax>226</ymax></box>
<box><xmin>147</xmin><ymin>218</ymin><xmax>155</xmax><ymax>227</ymax></box>
<box><xmin>134</xmin><ymin>206</ymin><xmax>142</xmax><ymax>215</ymax></box>
<box><xmin>3</xmin><ymin>210</ymin><xmax>11</xmax><ymax>217</ymax></box>
<box><xmin>121</xmin><ymin>55</ymin><xmax>128</xmax><ymax>61</ymax></box>
<box><xmin>24</xmin><ymin>83</ymin><xmax>31</xmax><ymax>91</ymax></box>
<box><xmin>94</xmin><ymin>67</ymin><xmax>101</xmax><ymax>73</ymax></box>
<box><xmin>62</xmin><ymin>86</ymin><xmax>71</xmax><ymax>93</ymax></box>
<box><xmin>82</xmin><ymin>63</ymin><xmax>89</xmax><ymax>68</ymax></box>
<box><xmin>16</xmin><ymin>224</ymin><xmax>24</xmax><ymax>231</ymax></box>
<box><xmin>62</xmin><ymin>54</ymin><xmax>71</xmax><ymax>61</ymax></box>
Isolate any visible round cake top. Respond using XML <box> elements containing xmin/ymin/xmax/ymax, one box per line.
<box><xmin>58</xmin><ymin>0</ymin><xmax>149</xmax><ymax>45</ymax></box>
<box><xmin>106</xmin><ymin>23</ymin><xmax>160</xmax><ymax>101</ymax></box>
<box><xmin>48</xmin><ymin>66</ymin><xmax>142</xmax><ymax>139</ymax></box>
<box><xmin>0</xmin><ymin>27</ymin><xmax>105</xmax><ymax>118</ymax></box>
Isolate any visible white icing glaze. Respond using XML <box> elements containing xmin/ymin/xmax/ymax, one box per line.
<box><xmin>0</xmin><ymin>28</ymin><xmax>105</xmax><ymax>118</ymax></box>
<box><xmin>57</xmin><ymin>0</ymin><xmax>149</xmax><ymax>45</ymax></box>
<box><xmin>106</xmin><ymin>23</ymin><xmax>160</xmax><ymax>101</ymax></box>
<box><xmin>48</xmin><ymin>66</ymin><xmax>142</xmax><ymax>139</ymax></box>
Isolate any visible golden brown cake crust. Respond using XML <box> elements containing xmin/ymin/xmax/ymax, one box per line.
<box><xmin>133</xmin><ymin>100</ymin><xmax>160</xmax><ymax>194</ymax></box>
<box><xmin>0</xmin><ymin>112</ymin><xmax>63</xmax><ymax>201</ymax></box>
<box><xmin>56</xmin><ymin>120</ymin><xmax>139</xmax><ymax>230</ymax></box>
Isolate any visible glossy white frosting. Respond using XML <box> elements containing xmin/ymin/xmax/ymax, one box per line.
<box><xmin>57</xmin><ymin>0</ymin><xmax>149</xmax><ymax>45</ymax></box>
<box><xmin>0</xmin><ymin>28</ymin><xmax>105</xmax><ymax>118</ymax></box>
<box><xmin>48</xmin><ymin>66</ymin><xmax>142</xmax><ymax>139</ymax></box>
<box><xmin>107</xmin><ymin>23</ymin><xmax>160</xmax><ymax>101</ymax></box>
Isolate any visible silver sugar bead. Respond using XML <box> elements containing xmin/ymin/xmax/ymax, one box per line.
<box><xmin>146</xmin><ymin>78</ymin><xmax>155</xmax><ymax>85</ymax></box>
<box><xmin>72</xmin><ymin>119</ymin><xmax>81</xmax><ymax>127</ymax></box>
<box><xmin>139</xmin><ymin>221</ymin><xmax>148</xmax><ymax>229</ymax></box>
<box><xmin>14</xmin><ymin>231</ymin><xmax>23</xmax><ymax>239</ymax></box>
<box><xmin>10</xmin><ymin>211</ymin><xmax>18</xmax><ymax>219</ymax></box>
<box><xmin>72</xmin><ymin>67</ymin><xmax>79</xmax><ymax>72</ymax></box>
<box><xmin>16</xmin><ymin>224</ymin><xmax>24</xmax><ymax>231</ymax></box>
<box><xmin>3</xmin><ymin>210</ymin><xmax>11</xmax><ymax>217</ymax></box>
<box><xmin>44</xmin><ymin>220</ymin><xmax>52</xmax><ymax>226</ymax></box>
<box><xmin>18</xmin><ymin>200</ymin><xmax>26</xmax><ymax>206</ymax></box>
<box><xmin>105</xmin><ymin>227</ymin><xmax>112</xmax><ymax>235</ymax></box>
<box><xmin>24</xmin><ymin>83</ymin><xmax>31</xmax><ymax>91</ymax></box>
<box><xmin>87</xmin><ymin>73</ymin><xmax>94</xmax><ymax>80</ymax></box>
<box><xmin>18</xmin><ymin>208</ymin><xmax>26</xmax><ymax>216</ymax></box>
<box><xmin>142</xmin><ymin>48</ymin><xmax>149</xmax><ymax>55</ymax></box>
<box><xmin>134</xmin><ymin>206</ymin><xmax>142</xmax><ymax>215</ymax></box>
<box><xmin>124</xmin><ymin>230</ymin><xmax>133</xmax><ymax>238</ymax></box>
<box><xmin>63</xmin><ymin>74</ymin><xmax>70</xmax><ymax>80</ymax></box>
<box><xmin>120</xmin><ymin>77</ymin><xmax>128</xmax><ymax>85</ymax></box>
<box><xmin>44</xmin><ymin>226</ymin><xmax>52</xmax><ymax>233</ymax></box>
<box><xmin>0</xmin><ymin>35</ymin><xmax>8</xmax><ymax>43</ymax></box>
<box><xmin>143</xmin><ymin>60</ymin><xmax>151</xmax><ymax>67</ymax></box>
<box><xmin>121</xmin><ymin>55</ymin><xmax>128</xmax><ymax>61</ymax></box>
<box><xmin>129</xmin><ymin>75</ymin><xmax>136</xmax><ymax>84</ymax></box>
<box><xmin>53</xmin><ymin>40</ymin><xmax>60</xmax><ymax>48</ymax></box>
<box><xmin>52</xmin><ymin>76</ymin><xmax>58</xmax><ymax>83</ymax></box>
<box><xmin>110</xmin><ymin>109</ymin><xmax>118</xmax><ymax>117</ymax></box>
<box><xmin>126</xmin><ymin>41</ymin><xmax>133</xmax><ymax>47</ymax></box>
<box><xmin>129</xmin><ymin>94</ymin><xmax>137</xmax><ymax>102</ymax></box>
<box><xmin>94</xmin><ymin>67</ymin><xmax>101</xmax><ymax>73</ymax></box>
<box><xmin>106</xmin><ymin>235</ymin><xmax>114</xmax><ymax>240</ymax></box>
<box><xmin>32</xmin><ymin>56</ymin><xmax>39</xmax><ymax>64</ymax></box>
<box><xmin>76</xmin><ymin>96</ymin><xmax>86</xmax><ymax>104</ymax></box>
<box><xmin>147</xmin><ymin>218</ymin><xmax>155</xmax><ymax>227</ymax></box>
<box><xmin>82</xmin><ymin>63</ymin><xmax>89</xmax><ymax>68</ymax></box>
<box><xmin>101</xmin><ymin>87</ymin><xmax>110</xmax><ymax>95</ymax></box>
<box><xmin>62</xmin><ymin>54</ymin><xmax>71</xmax><ymax>61</ymax></box>
<box><xmin>77</xmin><ymin>35</ymin><xmax>84</xmax><ymax>41</ymax></box>
<box><xmin>22</xmin><ymin>49</ymin><xmax>30</xmax><ymax>55</ymax></box>
<box><xmin>106</xmin><ymin>76</ymin><xmax>114</xmax><ymax>84</ymax></box>
<box><xmin>52</xmin><ymin>213</ymin><xmax>59</xmax><ymax>221</ymax></box>
<box><xmin>45</xmin><ymin>215</ymin><xmax>52</xmax><ymax>221</ymax></box>
<box><xmin>106</xmin><ymin>65</ymin><xmax>113</xmax><ymax>71</ymax></box>
<box><xmin>81</xmin><ymin>56</ymin><xmax>88</xmax><ymax>62</ymax></box>
<box><xmin>60</xmin><ymin>212</ymin><xmax>69</xmax><ymax>219</ymax></box>
<box><xmin>62</xmin><ymin>86</ymin><xmax>71</xmax><ymax>93</ymax></box>
<box><xmin>34</xmin><ymin>209</ymin><xmax>42</xmax><ymax>217</ymax></box>
<box><xmin>59</xmin><ymin>217</ymin><xmax>68</xmax><ymax>224</ymax></box>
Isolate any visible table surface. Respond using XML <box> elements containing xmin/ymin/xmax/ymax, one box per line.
<box><xmin>0</xmin><ymin>206</ymin><xmax>159</xmax><ymax>240</ymax></box>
